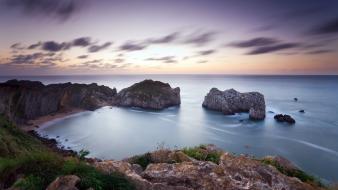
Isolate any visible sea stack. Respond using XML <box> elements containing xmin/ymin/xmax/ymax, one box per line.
<box><xmin>114</xmin><ymin>79</ymin><xmax>180</xmax><ymax>110</ymax></box>
<box><xmin>202</xmin><ymin>88</ymin><xmax>266</xmax><ymax>120</ymax></box>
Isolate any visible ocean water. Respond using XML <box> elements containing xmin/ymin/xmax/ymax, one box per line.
<box><xmin>1</xmin><ymin>75</ymin><xmax>338</xmax><ymax>182</ymax></box>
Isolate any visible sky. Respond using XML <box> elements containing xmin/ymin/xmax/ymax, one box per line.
<box><xmin>0</xmin><ymin>0</ymin><xmax>338</xmax><ymax>75</ymax></box>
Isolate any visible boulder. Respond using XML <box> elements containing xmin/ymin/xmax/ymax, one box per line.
<box><xmin>0</xmin><ymin>80</ymin><xmax>117</xmax><ymax>124</ymax></box>
<box><xmin>114</xmin><ymin>80</ymin><xmax>180</xmax><ymax>110</ymax></box>
<box><xmin>46</xmin><ymin>175</ymin><xmax>80</xmax><ymax>190</ymax></box>
<box><xmin>202</xmin><ymin>88</ymin><xmax>265</xmax><ymax>120</ymax></box>
<box><xmin>274</xmin><ymin>114</ymin><xmax>296</xmax><ymax>124</ymax></box>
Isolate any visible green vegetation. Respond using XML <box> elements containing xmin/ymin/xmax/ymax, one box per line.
<box><xmin>129</xmin><ymin>152</ymin><xmax>152</xmax><ymax>169</ymax></box>
<box><xmin>182</xmin><ymin>144</ymin><xmax>222</xmax><ymax>164</ymax></box>
<box><xmin>78</xmin><ymin>149</ymin><xmax>90</xmax><ymax>160</ymax></box>
<box><xmin>0</xmin><ymin>115</ymin><xmax>135</xmax><ymax>190</ymax></box>
<box><xmin>261</xmin><ymin>158</ymin><xmax>324</xmax><ymax>187</ymax></box>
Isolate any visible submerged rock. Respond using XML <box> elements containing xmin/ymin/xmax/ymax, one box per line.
<box><xmin>114</xmin><ymin>79</ymin><xmax>180</xmax><ymax>110</ymax></box>
<box><xmin>202</xmin><ymin>88</ymin><xmax>265</xmax><ymax>120</ymax></box>
<box><xmin>274</xmin><ymin>114</ymin><xmax>296</xmax><ymax>124</ymax></box>
<box><xmin>0</xmin><ymin>80</ymin><xmax>117</xmax><ymax>124</ymax></box>
<box><xmin>299</xmin><ymin>109</ymin><xmax>305</xmax><ymax>113</ymax></box>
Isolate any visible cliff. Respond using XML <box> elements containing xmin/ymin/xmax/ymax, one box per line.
<box><xmin>0</xmin><ymin>80</ymin><xmax>117</xmax><ymax>124</ymax></box>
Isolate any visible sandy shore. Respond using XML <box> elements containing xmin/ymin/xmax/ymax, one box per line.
<box><xmin>20</xmin><ymin>108</ymin><xmax>86</xmax><ymax>131</ymax></box>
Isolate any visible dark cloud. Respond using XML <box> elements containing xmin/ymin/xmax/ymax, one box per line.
<box><xmin>88</xmin><ymin>42</ymin><xmax>112</xmax><ymax>53</ymax></box>
<box><xmin>183</xmin><ymin>31</ymin><xmax>216</xmax><ymax>46</ymax></box>
<box><xmin>10</xmin><ymin>43</ymin><xmax>25</xmax><ymax>50</ymax></box>
<box><xmin>229</xmin><ymin>37</ymin><xmax>279</xmax><ymax>48</ymax></box>
<box><xmin>28</xmin><ymin>42</ymin><xmax>41</xmax><ymax>49</ymax></box>
<box><xmin>4</xmin><ymin>0</ymin><xmax>84</xmax><ymax>20</ymax></box>
<box><xmin>77</xmin><ymin>55</ymin><xmax>88</xmax><ymax>59</ymax></box>
<box><xmin>42</xmin><ymin>41</ymin><xmax>70</xmax><ymax>52</ymax></box>
<box><xmin>119</xmin><ymin>42</ymin><xmax>147</xmax><ymax>51</ymax></box>
<box><xmin>146</xmin><ymin>56</ymin><xmax>177</xmax><ymax>63</ymax></box>
<box><xmin>5</xmin><ymin>52</ymin><xmax>58</xmax><ymax>67</ymax></box>
<box><xmin>247</xmin><ymin>43</ymin><xmax>300</xmax><ymax>55</ymax></box>
<box><xmin>306</xmin><ymin>49</ymin><xmax>333</xmax><ymax>54</ymax></box>
<box><xmin>310</xmin><ymin>17</ymin><xmax>338</xmax><ymax>35</ymax></box>
<box><xmin>73</xmin><ymin>37</ymin><xmax>91</xmax><ymax>47</ymax></box>
<box><xmin>146</xmin><ymin>32</ymin><xmax>179</xmax><ymax>44</ymax></box>
<box><xmin>198</xmin><ymin>49</ymin><xmax>216</xmax><ymax>56</ymax></box>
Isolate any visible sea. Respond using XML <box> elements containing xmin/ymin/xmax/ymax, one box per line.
<box><xmin>1</xmin><ymin>75</ymin><xmax>338</xmax><ymax>182</ymax></box>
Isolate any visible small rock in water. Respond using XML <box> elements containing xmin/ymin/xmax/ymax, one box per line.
<box><xmin>56</xmin><ymin>136</ymin><xmax>60</xmax><ymax>138</ymax></box>
<box><xmin>268</xmin><ymin>111</ymin><xmax>274</xmax><ymax>114</ymax></box>
<box><xmin>299</xmin><ymin>110</ymin><xmax>305</xmax><ymax>113</ymax></box>
<box><xmin>274</xmin><ymin>114</ymin><xmax>296</xmax><ymax>124</ymax></box>
<box><xmin>239</xmin><ymin>119</ymin><xmax>244</xmax><ymax>122</ymax></box>
<box><xmin>65</xmin><ymin>139</ymin><xmax>68</xmax><ymax>142</ymax></box>
<box><xmin>294</xmin><ymin>98</ymin><xmax>298</xmax><ymax>101</ymax></box>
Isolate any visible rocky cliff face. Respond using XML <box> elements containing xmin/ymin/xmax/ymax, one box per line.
<box><xmin>202</xmin><ymin>88</ymin><xmax>266</xmax><ymax>120</ymax></box>
<box><xmin>93</xmin><ymin>145</ymin><xmax>320</xmax><ymax>190</ymax></box>
<box><xmin>114</xmin><ymin>80</ymin><xmax>181</xmax><ymax>110</ymax></box>
<box><xmin>0</xmin><ymin>80</ymin><xmax>117</xmax><ymax>124</ymax></box>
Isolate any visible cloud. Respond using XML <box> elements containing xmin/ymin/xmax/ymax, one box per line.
<box><xmin>70</xmin><ymin>59</ymin><xmax>117</xmax><ymax>69</ymax></box>
<box><xmin>4</xmin><ymin>52</ymin><xmax>60</xmax><ymax>67</ymax></box>
<box><xmin>10</xmin><ymin>43</ymin><xmax>25</xmax><ymax>50</ymax></box>
<box><xmin>146</xmin><ymin>56</ymin><xmax>177</xmax><ymax>63</ymax></box>
<box><xmin>114</xmin><ymin>58</ymin><xmax>124</xmax><ymax>63</ymax></box>
<box><xmin>3</xmin><ymin>0</ymin><xmax>84</xmax><ymax>20</ymax></box>
<box><xmin>229</xmin><ymin>37</ymin><xmax>279</xmax><ymax>48</ymax></box>
<box><xmin>72</xmin><ymin>37</ymin><xmax>91</xmax><ymax>47</ymax></box>
<box><xmin>310</xmin><ymin>17</ymin><xmax>338</xmax><ymax>35</ymax></box>
<box><xmin>146</xmin><ymin>32</ymin><xmax>179</xmax><ymax>44</ymax></box>
<box><xmin>119</xmin><ymin>41</ymin><xmax>147</xmax><ymax>51</ymax></box>
<box><xmin>28</xmin><ymin>42</ymin><xmax>41</xmax><ymax>49</ymax></box>
<box><xmin>247</xmin><ymin>43</ymin><xmax>300</xmax><ymax>55</ymax></box>
<box><xmin>183</xmin><ymin>31</ymin><xmax>216</xmax><ymax>46</ymax></box>
<box><xmin>77</xmin><ymin>55</ymin><xmax>88</xmax><ymax>59</ymax></box>
<box><xmin>306</xmin><ymin>49</ymin><xmax>333</xmax><ymax>54</ymax></box>
<box><xmin>42</xmin><ymin>41</ymin><xmax>71</xmax><ymax>52</ymax></box>
<box><xmin>198</xmin><ymin>49</ymin><xmax>216</xmax><ymax>56</ymax></box>
<box><xmin>88</xmin><ymin>42</ymin><xmax>112</xmax><ymax>53</ymax></box>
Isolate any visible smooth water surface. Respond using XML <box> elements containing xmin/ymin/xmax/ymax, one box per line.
<box><xmin>1</xmin><ymin>75</ymin><xmax>338</xmax><ymax>182</ymax></box>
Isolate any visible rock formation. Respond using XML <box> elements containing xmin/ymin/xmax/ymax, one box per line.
<box><xmin>93</xmin><ymin>146</ymin><xmax>320</xmax><ymax>190</ymax></box>
<box><xmin>46</xmin><ymin>175</ymin><xmax>80</xmax><ymax>190</ymax></box>
<box><xmin>202</xmin><ymin>88</ymin><xmax>265</xmax><ymax>120</ymax></box>
<box><xmin>274</xmin><ymin>114</ymin><xmax>296</xmax><ymax>124</ymax></box>
<box><xmin>0</xmin><ymin>80</ymin><xmax>117</xmax><ymax>124</ymax></box>
<box><xmin>114</xmin><ymin>79</ymin><xmax>180</xmax><ymax>110</ymax></box>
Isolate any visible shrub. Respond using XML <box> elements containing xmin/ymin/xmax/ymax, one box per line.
<box><xmin>132</xmin><ymin>153</ymin><xmax>152</xmax><ymax>169</ymax></box>
<box><xmin>182</xmin><ymin>145</ymin><xmax>221</xmax><ymax>164</ymax></box>
<box><xmin>78</xmin><ymin>149</ymin><xmax>90</xmax><ymax>160</ymax></box>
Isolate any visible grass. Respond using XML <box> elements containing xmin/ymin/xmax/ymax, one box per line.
<box><xmin>182</xmin><ymin>145</ymin><xmax>222</xmax><ymax>164</ymax></box>
<box><xmin>128</xmin><ymin>152</ymin><xmax>152</xmax><ymax>169</ymax></box>
<box><xmin>0</xmin><ymin>115</ymin><xmax>135</xmax><ymax>190</ymax></box>
<box><xmin>261</xmin><ymin>158</ymin><xmax>324</xmax><ymax>187</ymax></box>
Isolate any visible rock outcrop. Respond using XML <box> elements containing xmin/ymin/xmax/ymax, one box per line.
<box><xmin>93</xmin><ymin>147</ymin><xmax>320</xmax><ymax>190</ymax></box>
<box><xmin>114</xmin><ymin>80</ymin><xmax>180</xmax><ymax>110</ymax></box>
<box><xmin>274</xmin><ymin>114</ymin><xmax>296</xmax><ymax>124</ymax></box>
<box><xmin>0</xmin><ymin>80</ymin><xmax>117</xmax><ymax>124</ymax></box>
<box><xmin>46</xmin><ymin>175</ymin><xmax>80</xmax><ymax>190</ymax></box>
<box><xmin>202</xmin><ymin>88</ymin><xmax>266</xmax><ymax>120</ymax></box>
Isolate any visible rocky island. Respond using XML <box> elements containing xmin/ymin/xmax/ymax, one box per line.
<box><xmin>202</xmin><ymin>88</ymin><xmax>266</xmax><ymax>120</ymax></box>
<box><xmin>114</xmin><ymin>79</ymin><xmax>181</xmax><ymax>110</ymax></box>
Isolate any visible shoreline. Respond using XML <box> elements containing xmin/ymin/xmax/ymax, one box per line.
<box><xmin>20</xmin><ymin>108</ymin><xmax>87</xmax><ymax>132</ymax></box>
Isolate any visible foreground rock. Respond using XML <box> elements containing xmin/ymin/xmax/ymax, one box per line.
<box><xmin>0</xmin><ymin>80</ymin><xmax>117</xmax><ymax>124</ymax></box>
<box><xmin>93</xmin><ymin>147</ymin><xmax>320</xmax><ymax>190</ymax></box>
<box><xmin>202</xmin><ymin>88</ymin><xmax>266</xmax><ymax>120</ymax></box>
<box><xmin>46</xmin><ymin>175</ymin><xmax>80</xmax><ymax>190</ymax></box>
<box><xmin>274</xmin><ymin>114</ymin><xmax>296</xmax><ymax>124</ymax></box>
<box><xmin>114</xmin><ymin>80</ymin><xmax>180</xmax><ymax>110</ymax></box>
